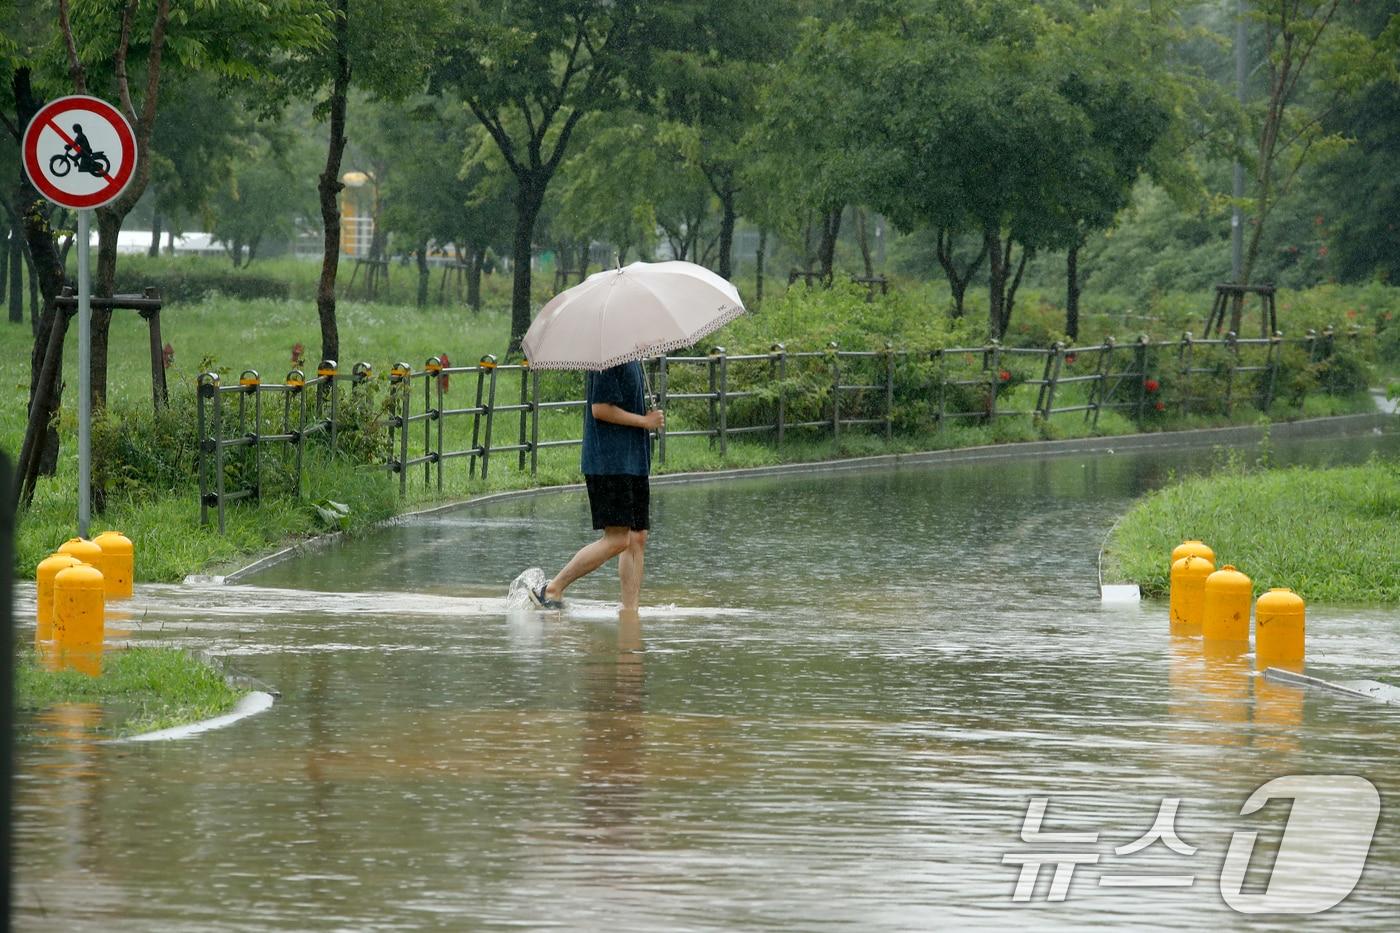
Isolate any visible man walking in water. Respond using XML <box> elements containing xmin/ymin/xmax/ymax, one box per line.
<box><xmin>529</xmin><ymin>360</ymin><xmax>663</xmax><ymax>612</ymax></box>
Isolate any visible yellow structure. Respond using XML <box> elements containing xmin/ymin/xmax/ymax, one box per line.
<box><xmin>1170</xmin><ymin>539</ymin><xmax>1215</xmax><ymax>571</ymax></box>
<box><xmin>57</xmin><ymin>536</ymin><xmax>103</xmax><ymax>566</ymax></box>
<box><xmin>93</xmin><ymin>530</ymin><xmax>134</xmax><ymax>599</ymax></box>
<box><xmin>1202</xmin><ymin>565</ymin><xmax>1252</xmax><ymax>643</ymax></box>
<box><xmin>1169</xmin><ymin>554</ymin><xmax>1215</xmax><ymax>629</ymax></box>
<box><xmin>53</xmin><ymin>564</ymin><xmax>105</xmax><ymax>676</ymax></box>
<box><xmin>1256</xmin><ymin>588</ymin><xmax>1305</xmax><ymax>664</ymax></box>
<box><xmin>35</xmin><ymin>553</ymin><xmax>83</xmax><ymax>641</ymax></box>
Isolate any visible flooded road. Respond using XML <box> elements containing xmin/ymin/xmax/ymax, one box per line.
<box><xmin>14</xmin><ymin>427</ymin><xmax>1400</xmax><ymax>930</ymax></box>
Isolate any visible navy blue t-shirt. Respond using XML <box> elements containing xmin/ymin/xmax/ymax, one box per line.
<box><xmin>582</xmin><ymin>361</ymin><xmax>651</xmax><ymax>476</ymax></box>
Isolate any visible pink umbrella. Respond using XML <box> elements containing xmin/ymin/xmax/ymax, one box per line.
<box><xmin>522</xmin><ymin>260</ymin><xmax>746</xmax><ymax>371</ymax></box>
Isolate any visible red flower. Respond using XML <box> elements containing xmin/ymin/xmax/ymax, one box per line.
<box><xmin>439</xmin><ymin>352</ymin><xmax>450</xmax><ymax>393</ymax></box>
<box><xmin>1346</xmin><ymin>309</ymin><xmax>1358</xmax><ymax>320</ymax></box>
<box><xmin>1144</xmin><ymin>378</ymin><xmax>1160</xmax><ymax>393</ymax></box>
<box><xmin>1315</xmin><ymin>214</ymin><xmax>1325</xmax><ymax>225</ymax></box>
<box><xmin>1154</xmin><ymin>401</ymin><xmax>1166</xmax><ymax>412</ymax></box>
<box><xmin>291</xmin><ymin>342</ymin><xmax>305</xmax><ymax>366</ymax></box>
<box><xmin>162</xmin><ymin>342</ymin><xmax>174</xmax><ymax>369</ymax></box>
<box><xmin>1318</xmin><ymin>245</ymin><xmax>1328</xmax><ymax>257</ymax></box>
<box><xmin>998</xmin><ymin>369</ymin><xmax>1011</xmax><ymax>383</ymax></box>
<box><xmin>1064</xmin><ymin>353</ymin><xmax>1076</xmax><ymax>365</ymax></box>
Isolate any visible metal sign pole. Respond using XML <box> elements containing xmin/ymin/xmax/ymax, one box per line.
<box><xmin>77</xmin><ymin>208</ymin><xmax>91</xmax><ymax>538</ymax></box>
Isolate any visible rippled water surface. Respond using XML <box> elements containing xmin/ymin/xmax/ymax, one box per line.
<box><xmin>14</xmin><ymin>428</ymin><xmax>1400</xmax><ymax>930</ymax></box>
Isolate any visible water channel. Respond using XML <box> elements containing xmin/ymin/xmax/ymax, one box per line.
<box><xmin>14</xmin><ymin>425</ymin><xmax>1400</xmax><ymax>930</ymax></box>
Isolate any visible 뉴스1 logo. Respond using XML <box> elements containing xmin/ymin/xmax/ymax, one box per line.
<box><xmin>1003</xmin><ymin>774</ymin><xmax>1380</xmax><ymax>914</ymax></box>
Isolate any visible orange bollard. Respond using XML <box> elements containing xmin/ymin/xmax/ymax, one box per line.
<box><xmin>1170</xmin><ymin>555</ymin><xmax>1215</xmax><ymax>630</ymax></box>
<box><xmin>1171</xmin><ymin>539</ymin><xmax>1215</xmax><ymax>572</ymax></box>
<box><xmin>1255</xmin><ymin>588</ymin><xmax>1305</xmax><ymax>665</ymax></box>
<box><xmin>35</xmin><ymin>553</ymin><xmax>83</xmax><ymax>642</ymax></box>
<box><xmin>1202</xmin><ymin>565</ymin><xmax>1253</xmax><ymax>643</ymax></box>
<box><xmin>53</xmin><ymin>564</ymin><xmax>105</xmax><ymax>675</ymax></box>
<box><xmin>93</xmin><ymin>530</ymin><xmax>134</xmax><ymax>599</ymax></box>
<box><xmin>57</xmin><ymin>536</ymin><xmax>103</xmax><ymax>566</ymax></box>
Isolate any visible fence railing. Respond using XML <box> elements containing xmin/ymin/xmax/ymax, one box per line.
<box><xmin>198</xmin><ymin>326</ymin><xmax>1364</xmax><ymax>522</ymax></box>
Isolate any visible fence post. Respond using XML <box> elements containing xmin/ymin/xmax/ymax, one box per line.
<box><xmin>1322</xmin><ymin>325</ymin><xmax>1336</xmax><ymax>394</ymax></box>
<box><xmin>1223</xmin><ymin>331</ymin><xmax>1238</xmax><ymax>415</ymax></box>
<box><xmin>318</xmin><ymin>359</ymin><xmax>338</xmax><ymax>452</ymax></box>
<box><xmin>424</xmin><ymin>357</ymin><xmax>439</xmax><ymax>489</ymax></box>
<box><xmin>470</xmin><ymin>361</ymin><xmax>487</xmax><ymax>479</ymax></box>
<box><xmin>1039</xmin><ymin>342</ymin><xmax>1064</xmax><ymax>423</ymax></box>
<box><xmin>1134</xmin><ymin>336</ymin><xmax>1149</xmax><ymax>423</ymax></box>
<box><xmin>707</xmin><ymin>350</ymin><xmax>719</xmax><ymax>449</ymax></box>
<box><xmin>934</xmin><ymin>349</ymin><xmax>947</xmax><ymax>435</ymax></box>
<box><xmin>1178</xmin><ymin>333</ymin><xmax>1194</xmax><ymax>417</ymax></box>
<box><xmin>884</xmin><ymin>341</ymin><xmax>895</xmax><ymax>441</ymax></box>
<box><xmin>1263</xmin><ymin>331</ymin><xmax>1282</xmax><ymax>411</ymax></box>
<box><xmin>518</xmin><ymin>362</ymin><xmax>529</xmax><ymax>472</ymax></box>
<box><xmin>530</xmin><ymin>367</ymin><xmax>540</xmax><ymax>477</ymax></box>
<box><xmin>288</xmin><ymin>369</ymin><xmax>306</xmax><ymax>498</ymax></box>
<box><xmin>771</xmin><ymin>343</ymin><xmax>786</xmax><ymax>445</ymax></box>
<box><xmin>1305</xmin><ymin>328</ymin><xmax>1318</xmax><ymax>364</ymax></box>
<box><xmin>243</xmin><ymin>370</ymin><xmax>262</xmax><ymax>502</ymax></box>
<box><xmin>828</xmin><ymin>341</ymin><xmax>841</xmax><ymax>442</ymax></box>
<box><xmin>1089</xmin><ymin>339</ymin><xmax>1114</xmax><ymax>429</ymax></box>
<box><xmin>197</xmin><ymin>373</ymin><xmax>218</xmax><ymax>527</ymax></box>
<box><xmin>391</xmin><ymin>362</ymin><xmax>410</xmax><ymax>496</ymax></box>
<box><xmin>657</xmin><ymin>355</ymin><xmax>668</xmax><ymax>465</ymax></box>
<box><xmin>713</xmin><ymin>346</ymin><xmax>728</xmax><ymax>458</ymax></box>
<box><xmin>481</xmin><ymin>354</ymin><xmax>498</xmax><ymax>480</ymax></box>
<box><xmin>986</xmin><ymin>340</ymin><xmax>1001</xmax><ymax>421</ymax></box>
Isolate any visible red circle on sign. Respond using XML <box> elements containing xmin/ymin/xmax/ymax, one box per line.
<box><xmin>21</xmin><ymin>95</ymin><xmax>138</xmax><ymax>209</ymax></box>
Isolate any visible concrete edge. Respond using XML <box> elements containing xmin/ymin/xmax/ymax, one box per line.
<box><xmin>222</xmin><ymin>411</ymin><xmax>1391</xmax><ymax>584</ymax></box>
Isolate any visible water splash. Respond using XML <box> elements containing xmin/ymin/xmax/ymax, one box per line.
<box><xmin>506</xmin><ymin>567</ymin><xmax>548</xmax><ymax>610</ymax></box>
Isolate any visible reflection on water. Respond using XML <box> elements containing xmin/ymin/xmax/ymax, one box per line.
<box><xmin>13</xmin><ymin>429</ymin><xmax>1400</xmax><ymax>930</ymax></box>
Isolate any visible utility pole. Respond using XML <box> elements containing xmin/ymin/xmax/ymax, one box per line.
<box><xmin>1232</xmin><ymin>0</ymin><xmax>1247</xmax><ymax>282</ymax></box>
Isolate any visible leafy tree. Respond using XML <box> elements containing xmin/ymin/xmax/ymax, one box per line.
<box><xmin>440</xmin><ymin>0</ymin><xmax>693</xmax><ymax>351</ymax></box>
<box><xmin>208</xmin><ymin>119</ymin><xmax>316</xmax><ymax>266</ymax></box>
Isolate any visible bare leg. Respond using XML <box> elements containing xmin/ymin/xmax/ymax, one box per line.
<box><xmin>618</xmin><ymin>529</ymin><xmax>647</xmax><ymax>611</ymax></box>
<box><xmin>547</xmin><ymin>527</ymin><xmax>629</xmax><ymax>601</ymax></box>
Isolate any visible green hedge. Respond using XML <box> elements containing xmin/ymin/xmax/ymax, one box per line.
<box><xmin>108</xmin><ymin>267</ymin><xmax>290</xmax><ymax>303</ymax></box>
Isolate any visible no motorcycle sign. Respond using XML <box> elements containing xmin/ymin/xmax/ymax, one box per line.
<box><xmin>21</xmin><ymin>95</ymin><xmax>138</xmax><ymax>209</ymax></box>
<box><xmin>20</xmin><ymin>94</ymin><xmax>139</xmax><ymax>537</ymax></box>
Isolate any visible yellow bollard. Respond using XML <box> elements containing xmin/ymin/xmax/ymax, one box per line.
<box><xmin>1202</xmin><ymin>565</ymin><xmax>1253</xmax><ymax>643</ymax></box>
<box><xmin>53</xmin><ymin>564</ymin><xmax>105</xmax><ymax>675</ymax></box>
<box><xmin>1255</xmin><ymin>587</ymin><xmax>1305</xmax><ymax>664</ymax></box>
<box><xmin>58</xmin><ymin>536</ymin><xmax>103</xmax><ymax>566</ymax></box>
<box><xmin>1169</xmin><ymin>555</ymin><xmax>1215</xmax><ymax>630</ymax></box>
<box><xmin>1170</xmin><ymin>539</ymin><xmax>1215</xmax><ymax>572</ymax></box>
<box><xmin>35</xmin><ymin>553</ymin><xmax>83</xmax><ymax>643</ymax></box>
<box><xmin>93</xmin><ymin>530</ymin><xmax>134</xmax><ymax>599</ymax></box>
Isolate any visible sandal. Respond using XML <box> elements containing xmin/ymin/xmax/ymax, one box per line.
<box><xmin>529</xmin><ymin>583</ymin><xmax>564</xmax><ymax>610</ymax></box>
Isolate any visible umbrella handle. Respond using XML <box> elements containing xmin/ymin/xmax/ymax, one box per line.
<box><xmin>642</xmin><ymin>362</ymin><xmax>657</xmax><ymax>411</ymax></box>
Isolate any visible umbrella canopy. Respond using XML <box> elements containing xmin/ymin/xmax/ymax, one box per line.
<box><xmin>522</xmin><ymin>260</ymin><xmax>745</xmax><ymax>371</ymax></box>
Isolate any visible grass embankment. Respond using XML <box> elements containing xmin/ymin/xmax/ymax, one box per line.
<box><xmin>1103</xmin><ymin>457</ymin><xmax>1400</xmax><ymax>604</ymax></box>
<box><xmin>17</xmin><ymin>646</ymin><xmax>247</xmax><ymax>738</ymax></box>
<box><xmin>4</xmin><ymin>263</ymin><xmax>1388</xmax><ymax>582</ymax></box>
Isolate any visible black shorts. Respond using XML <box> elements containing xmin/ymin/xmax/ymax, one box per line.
<box><xmin>585</xmin><ymin>474</ymin><xmax>650</xmax><ymax>531</ymax></box>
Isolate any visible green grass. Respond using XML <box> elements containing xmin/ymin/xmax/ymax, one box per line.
<box><xmin>1102</xmin><ymin>455</ymin><xmax>1400</xmax><ymax>604</ymax></box>
<box><xmin>16</xmin><ymin>646</ymin><xmax>247</xmax><ymax>738</ymax></box>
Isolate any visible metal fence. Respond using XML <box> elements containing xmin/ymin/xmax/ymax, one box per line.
<box><xmin>198</xmin><ymin>326</ymin><xmax>1363</xmax><ymax>522</ymax></box>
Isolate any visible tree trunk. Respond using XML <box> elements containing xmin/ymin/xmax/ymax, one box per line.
<box><xmin>165</xmin><ymin>226</ymin><xmax>174</xmax><ymax>255</ymax></box>
<box><xmin>1065</xmin><ymin>241</ymin><xmax>1081</xmax><ymax>341</ymax></box>
<box><xmin>985</xmin><ymin>229</ymin><xmax>1005</xmax><ymax>339</ymax></box>
<box><xmin>935</xmin><ymin>228</ymin><xmax>987</xmax><ymax>319</ymax></box>
<box><xmin>817</xmin><ymin>205</ymin><xmax>842</xmax><ymax>284</ymax></box>
<box><xmin>467</xmin><ymin>244</ymin><xmax>483</xmax><ymax>313</ymax></box>
<box><xmin>717</xmin><ymin>188</ymin><xmax>737</xmax><ymax>281</ymax></box>
<box><xmin>13</xmin><ymin>65</ymin><xmax>74</xmax><ymax>506</ymax></box>
<box><xmin>148</xmin><ymin>208</ymin><xmax>161</xmax><ymax>257</ymax></box>
<box><xmin>855</xmin><ymin>207</ymin><xmax>874</xmax><ymax>280</ymax></box>
<box><xmin>576</xmin><ymin>241</ymin><xmax>589</xmax><ymax>284</ymax></box>
<box><xmin>316</xmin><ymin>0</ymin><xmax>351</xmax><ymax>378</ymax></box>
<box><xmin>415</xmin><ymin>238</ymin><xmax>429</xmax><ymax>308</ymax></box>
<box><xmin>755</xmin><ymin>227</ymin><xmax>766</xmax><ymax>305</ymax></box>
<box><xmin>509</xmin><ymin>179</ymin><xmax>546</xmax><ymax>353</ymax></box>
<box><xmin>90</xmin><ymin>208</ymin><xmax>124</xmax><ymax>410</ymax></box>
<box><xmin>5</xmin><ymin>225</ymin><xmax>18</xmax><ymax>323</ymax></box>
